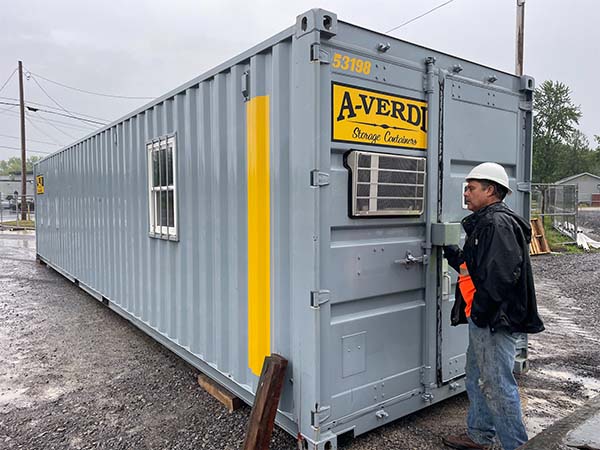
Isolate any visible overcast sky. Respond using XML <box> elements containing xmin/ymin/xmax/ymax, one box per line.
<box><xmin>0</xmin><ymin>0</ymin><xmax>597</xmax><ymax>165</ymax></box>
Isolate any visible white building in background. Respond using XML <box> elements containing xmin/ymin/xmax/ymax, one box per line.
<box><xmin>0</xmin><ymin>172</ymin><xmax>35</xmax><ymax>197</ymax></box>
<box><xmin>0</xmin><ymin>173</ymin><xmax>35</xmax><ymax>210</ymax></box>
<box><xmin>555</xmin><ymin>172</ymin><xmax>600</xmax><ymax>205</ymax></box>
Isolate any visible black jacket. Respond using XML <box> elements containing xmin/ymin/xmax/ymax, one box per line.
<box><xmin>446</xmin><ymin>202</ymin><xmax>545</xmax><ymax>334</ymax></box>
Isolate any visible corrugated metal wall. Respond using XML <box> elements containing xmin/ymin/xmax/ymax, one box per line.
<box><xmin>35</xmin><ymin>37</ymin><xmax>295</xmax><ymax>401</ymax></box>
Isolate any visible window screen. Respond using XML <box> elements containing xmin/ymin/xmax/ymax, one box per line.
<box><xmin>346</xmin><ymin>151</ymin><xmax>426</xmax><ymax>217</ymax></box>
<box><xmin>147</xmin><ymin>135</ymin><xmax>178</xmax><ymax>239</ymax></box>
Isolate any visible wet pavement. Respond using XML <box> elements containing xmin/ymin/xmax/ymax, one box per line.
<box><xmin>1</xmin><ymin>229</ymin><xmax>599</xmax><ymax>449</ymax></box>
<box><xmin>519</xmin><ymin>395</ymin><xmax>600</xmax><ymax>450</ymax></box>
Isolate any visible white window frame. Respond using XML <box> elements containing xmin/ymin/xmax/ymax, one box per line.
<box><xmin>147</xmin><ymin>134</ymin><xmax>178</xmax><ymax>240</ymax></box>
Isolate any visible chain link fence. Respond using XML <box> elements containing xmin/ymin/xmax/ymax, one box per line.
<box><xmin>531</xmin><ymin>183</ymin><xmax>578</xmax><ymax>240</ymax></box>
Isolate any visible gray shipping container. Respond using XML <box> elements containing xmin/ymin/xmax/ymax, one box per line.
<box><xmin>35</xmin><ymin>9</ymin><xmax>534</xmax><ymax>449</ymax></box>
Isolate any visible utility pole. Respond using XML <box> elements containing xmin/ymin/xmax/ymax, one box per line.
<box><xmin>515</xmin><ymin>0</ymin><xmax>525</xmax><ymax>76</ymax></box>
<box><xmin>18</xmin><ymin>61</ymin><xmax>27</xmax><ymax>221</ymax></box>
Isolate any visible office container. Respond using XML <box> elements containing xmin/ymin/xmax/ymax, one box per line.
<box><xmin>35</xmin><ymin>9</ymin><xmax>534</xmax><ymax>449</ymax></box>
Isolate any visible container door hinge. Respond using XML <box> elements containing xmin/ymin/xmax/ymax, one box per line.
<box><xmin>519</xmin><ymin>100</ymin><xmax>532</xmax><ymax>111</ymax></box>
<box><xmin>310</xmin><ymin>289</ymin><xmax>330</xmax><ymax>308</ymax></box>
<box><xmin>423</xmin><ymin>56</ymin><xmax>436</xmax><ymax>94</ymax></box>
<box><xmin>310</xmin><ymin>170</ymin><xmax>330</xmax><ymax>187</ymax></box>
<box><xmin>420</xmin><ymin>364</ymin><xmax>435</xmax><ymax>403</ymax></box>
<box><xmin>241</xmin><ymin>71</ymin><xmax>250</xmax><ymax>101</ymax></box>
<box><xmin>310</xmin><ymin>43</ymin><xmax>330</xmax><ymax>64</ymax></box>
<box><xmin>420</xmin><ymin>365</ymin><xmax>434</xmax><ymax>387</ymax></box>
<box><xmin>311</xmin><ymin>404</ymin><xmax>331</xmax><ymax>428</ymax></box>
<box><xmin>517</xmin><ymin>182</ymin><xmax>531</xmax><ymax>193</ymax></box>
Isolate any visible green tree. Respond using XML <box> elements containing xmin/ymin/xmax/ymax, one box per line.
<box><xmin>0</xmin><ymin>156</ymin><xmax>42</xmax><ymax>175</ymax></box>
<box><xmin>590</xmin><ymin>135</ymin><xmax>600</xmax><ymax>175</ymax></box>
<box><xmin>556</xmin><ymin>130</ymin><xmax>594</xmax><ymax>180</ymax></box>
<box><xmin>532</xmin><ymin>81</ymin><xmax>582</xmax><ymax>182</ymax></box>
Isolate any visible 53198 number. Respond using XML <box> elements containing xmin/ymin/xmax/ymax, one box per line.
<box><xmin>332</xmin><ymin>53</ymin><xmax>372</xmax><ymax>75</ymax></box>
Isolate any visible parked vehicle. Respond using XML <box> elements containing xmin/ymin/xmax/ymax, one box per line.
<box><xmin>10</xmin><ymin>198</ymin><xmax>35</xmax><ymax>212</ymax></box>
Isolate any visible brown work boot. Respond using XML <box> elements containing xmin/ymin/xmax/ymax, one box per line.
<box><xmin>442</xmin><ymin>433</ymin><xmax>492</xmax><ymax>449</ymax></box>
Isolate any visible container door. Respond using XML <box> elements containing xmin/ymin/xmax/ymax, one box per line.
<box><xmin>319</xmin><ymin>68</ymin><xmax>434</xmax><ymax>428</ymax></box>
<box><xmin>438</xmin><ymin>74</ymin><xmax>525</xmax><ymax>382</ymax></box>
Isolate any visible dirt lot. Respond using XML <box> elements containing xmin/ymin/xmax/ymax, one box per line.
<box><xmin>1</xmin><ymin>226</ymin><xmax>599</xmax><ymax>450</ymax></box>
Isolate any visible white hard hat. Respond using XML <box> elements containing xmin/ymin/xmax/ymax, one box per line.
<box><xmin>466</xmin><ymin>162</ymin><xmax>512</xmax><ymax>194</ymax></box>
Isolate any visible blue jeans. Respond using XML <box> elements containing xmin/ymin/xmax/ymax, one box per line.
<box><xmin>465</xmin><ymin>319</ymin><xmax>528</xmax><ymax>450</ymax></box>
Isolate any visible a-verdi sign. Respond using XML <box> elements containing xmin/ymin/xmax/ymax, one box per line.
<box><xmin>332</xmin><ymin>82</ymin><xmax>428</xmax><ymax>150</ymax></box>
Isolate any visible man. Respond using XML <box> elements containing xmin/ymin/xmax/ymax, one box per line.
<box><xmin>442</xmin><ymin>162</ymin><xmax>545</xmax><ymax>450</ymax></box>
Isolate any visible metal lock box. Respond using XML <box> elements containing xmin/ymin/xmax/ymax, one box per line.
<box><xmin>431</xmin><ymin>222</ymin><xmax>462</xmax><ymax>246</ymax></box>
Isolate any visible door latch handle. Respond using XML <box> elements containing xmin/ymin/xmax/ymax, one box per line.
<box><xmin>394</xmin><ymin>250</ymin><xmax>429</xmax><ymax>268</ymax></box>
<box><xmin>442</xmin><ymin>273</ymin><xmax>452</xmax><ymax>300</ymax></box>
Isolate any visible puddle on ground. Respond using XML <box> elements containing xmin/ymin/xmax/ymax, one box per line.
<box><xmin>566</xmin><ymin>412</ymin><xmax>600</xmax><ymax>449</ymax></box>
<box><xmin>523</xmin><ymin>393</ymin><xmax>582</xmax><ymax>436</ymax></box>
<box><xmin>521</xmin><ymin>279</ymin><xmax>600</xmax><ymax>439</ymax></box>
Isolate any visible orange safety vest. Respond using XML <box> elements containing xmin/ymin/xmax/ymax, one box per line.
<box><xmin>458</xmin><ymin>263</ymin><xmax>476</xmax><ymax>318</ymax></box>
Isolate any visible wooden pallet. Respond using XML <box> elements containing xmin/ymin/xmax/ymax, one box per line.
<box><xmin>530</xmin><ymin>218</ymin><xmax>550</xmax><ymax>255</ymax></box>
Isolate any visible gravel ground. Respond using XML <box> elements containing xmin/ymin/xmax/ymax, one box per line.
<box><xmin>1</xmin><ymin>223</ymin><xmax>599</xmax><ymax>450</ymax></box>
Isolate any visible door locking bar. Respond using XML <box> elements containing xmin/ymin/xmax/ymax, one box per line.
<box><xmin>394</xmin><ymin>250</ymin><xmax>429</xmax><ymax>268</ymax></box>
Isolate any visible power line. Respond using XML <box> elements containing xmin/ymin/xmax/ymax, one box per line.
<box><xmin>5</xmin><ymin>107</ymin><xmax>96</xmax><ymax>131</ymax></box>
<box><xmin>386</xmin><ymin>0</ymin><xmax>458</xmax><ymax>34</ymax></box>
<box><xmin>25</xmin><ymin>117</ymin><xmax>65</xmax><ymax>147</ymax></box>
<box><xmin>0</xmin><ymin>104</ymin><xmax>16</xmax><ymax>115</ymax></box>
<box><xmin>0</xmin><ymin>144</ymin><xmax>50</xmax><ymax>155</ymax></box>
<box><xmin>0</xmin><ymin>95</ymin><xmax>110</xmax><ymax>122</ymax></box>
<box><xmin>28</xmin><ymin>74</ymin><xmax>104</xmax><ymax>129</ymax></box>
<box><xmin>28</xmin><ymin>112</ymin><xmax>77</xmax><ymax>140</ymax></box>
<box><xmin>35</xmin><ymin>107</ymin><xmax>108</xmax><ymax>126</ymax></box>
<box><xmin>0</xmin><ymin>68</ymin><xmax>17</xmax><ymax>95</ymax></box>
<box><xmin>27</xmin><ymin>71</ymin><xmax>155</xmax><ymax>100</ymax></box>
<box><xmin>0</xmin><ymin>108</ymin><xmax>98</xmax><ymax>131</ymax></box>
<box><xmin>1</xmin><ymin>104</ymin><xmax>98</xmax><ymax>133</ymax></box>
<box><xmin>0</xmin><ymin>100</ymin><xmax>19</xmax><ymax>107</ymax></box>
<box><xmin>0</xmin><ymin>100</ymin><xmax>108</xmax><ymax>125</ymax></box>
<box><xmin>0</xmin><ymin>133</ymin><xmax>60</xmax><ymax>146</ymax></box>
<box><xmin>33</xmin><ymin>113</ymin><xmax>96</xmax><ymax>131</ymax></box>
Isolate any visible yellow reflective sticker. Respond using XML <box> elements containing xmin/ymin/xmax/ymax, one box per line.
<box><xmin>246</xmin><ymin>95</ymin><xmax>271</xmax><ymax>376</ymax></box>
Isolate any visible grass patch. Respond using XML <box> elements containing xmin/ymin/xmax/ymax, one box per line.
<box><xmin>544</xmin><ymin>226</ymin><xmax>582</xmax><ymax>253</ymax></box>
<box><xmin>537</xmin><ymin>215</ymin><xmax>583</xmax><ymax>253</ymax></box>
<box><xmin>0</xmin><ymin>220</ymin><xmax>35</xmax><ymax>229</ymax></box>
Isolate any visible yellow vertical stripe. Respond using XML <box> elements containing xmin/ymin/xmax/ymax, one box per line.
<box><xmin>247</xmin><ymin>95</ymin><xmax>271</xmax><ymax>376</ymax></box>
